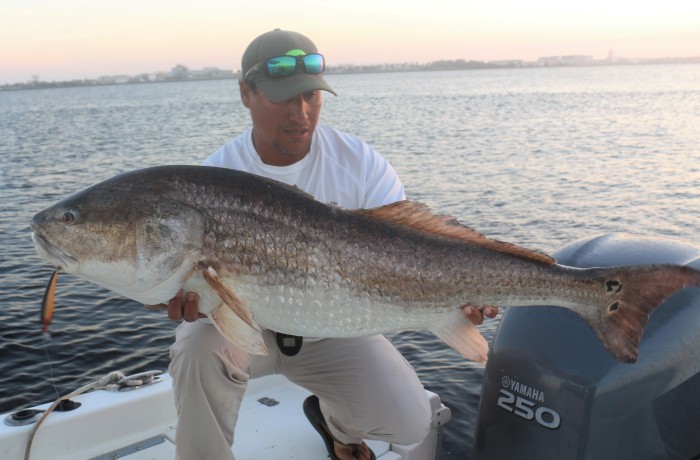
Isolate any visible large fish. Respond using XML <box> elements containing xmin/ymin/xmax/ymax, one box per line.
<box><xmin>30</xmin><ymin>166</ymin><xmax>700</xmax><ymax>363</ymax></box>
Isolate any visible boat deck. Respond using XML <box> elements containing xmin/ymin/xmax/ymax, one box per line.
<box><xmin>1</xmin><ymin>372</ymin><xmax>449</xmax><ymax>459</ymax></box>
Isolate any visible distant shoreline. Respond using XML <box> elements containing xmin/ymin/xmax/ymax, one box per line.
<box><xmin>3</xmin><ymin>57</ymin><xmax>699</xmax><ymax>92</ymax></box>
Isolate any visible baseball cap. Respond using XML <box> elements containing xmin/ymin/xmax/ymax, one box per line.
<box><xmin>241</xmin><ymin>29</ymin><xmax>337</xmax><ymax>102</ymax></box>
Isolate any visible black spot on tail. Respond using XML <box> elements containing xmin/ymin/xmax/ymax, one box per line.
<box><xmin>606</xmin><ymin>280</ymin><xmax>622</xmax><ymax>293</ymax></box>
<box><xmin>587</xmin><ymin>265</ymin><xmax>700</xmax><ymax>363</ymax></box>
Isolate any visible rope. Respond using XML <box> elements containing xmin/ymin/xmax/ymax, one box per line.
<box><xmin>23</xmin><ymin>370</ymin><xmax>126</xmax><ymax>460</ymax></box>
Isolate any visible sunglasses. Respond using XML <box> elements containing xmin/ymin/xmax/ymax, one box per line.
<box><xmin>245</xmin><ymin>53</ymin><xmax>326</xmax><ymax>81</ymax></box>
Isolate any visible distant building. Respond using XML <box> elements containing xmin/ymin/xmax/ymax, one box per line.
<box><xmin>190</xmin><ymin>67</ymin><xmax>235</xmax><ymax>79</ymax></box>
<box><xmin>561</xmin><ymin>55</ymin><xmax>594</xmax><ymax>65</ymax></box>
<box><xmin>537</xmin><ymin>56</ymin><xmax>562</xmax><ymax>66</ymax></box>
<box><xmin>488</xmin><ymin>60</ymin><xmax>524</xmax><ymax>68</ymax></box>
<box><xmin>98</xmin><ymin>75</ymin><xmax>131</xmax><ymax>84</ymax></box>
<box><xmin>536</xmin><ymin>55</ymin><xmax>594</xmax><ymax>66</ymax></box>
<box><xmin>170</xmin><ymin>64</ymin><xmax>190</xmax><ymax>79</ymax></box>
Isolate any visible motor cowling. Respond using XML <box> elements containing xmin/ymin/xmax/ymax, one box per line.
<box><xmin>472</xmin><ymin>233</ymin><xmax>700</xmax><ymax>460</ymax></box>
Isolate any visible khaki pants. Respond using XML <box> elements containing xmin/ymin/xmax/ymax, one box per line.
<box><xmin>169</xmin><ymin>322</ymin><xmax>432</xmax><ymax>460</ymax></box>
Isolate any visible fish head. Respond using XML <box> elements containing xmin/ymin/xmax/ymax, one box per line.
<box><xmin>30</xmin><ymin>169</ymin><xmax>207</xmax><ymax>304</ymax></box>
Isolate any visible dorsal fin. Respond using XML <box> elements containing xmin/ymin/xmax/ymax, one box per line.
<box><xmin>354</xmin><ymin>201</ymin><xmax>555</xmax><ymax>266</ymax></box>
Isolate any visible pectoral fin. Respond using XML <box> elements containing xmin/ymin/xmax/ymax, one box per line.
<box><xmin>197</xmin><ymin>264</ymin><xmax>267</xmax><ymax>355</ymax></box>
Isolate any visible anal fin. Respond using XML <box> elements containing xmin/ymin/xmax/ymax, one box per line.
<box><xmin>432</xmin><ymin>313</ymin><xmax>489</xmax><ymax>363</ymax></box>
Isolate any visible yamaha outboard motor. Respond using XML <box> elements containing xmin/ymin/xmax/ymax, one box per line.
<box><xmin>473</xmin><ymin>233</ymin><xmax>700</xmax><ymax>460</ymax></box>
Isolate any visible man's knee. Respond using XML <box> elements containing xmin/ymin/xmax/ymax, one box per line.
<box><xmin>169</xmin><ymin>323</ymin><xmax>249</xmax><ymax>382</ymax></box>
<box><xmin>385</xmin><ymin>396</ymin><xmax>432</xmax><ymax>445</ymax></box>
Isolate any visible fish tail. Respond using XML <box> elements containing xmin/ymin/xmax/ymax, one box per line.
<box><xmin>583</xmin><ymin>264</ymin><xmax>700</xmax><ymax>362</ymax></box>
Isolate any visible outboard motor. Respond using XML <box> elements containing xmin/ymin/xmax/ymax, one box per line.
<box><xmin>473</xmin><ymin>233</ymin><xmax>700</xmax><ymax>460</ymax></box>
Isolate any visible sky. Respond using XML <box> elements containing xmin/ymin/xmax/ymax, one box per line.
<box><xmin>2</xmin><ymin>0</ymin><xmax>699</xmax><ymax>84</ymax></box>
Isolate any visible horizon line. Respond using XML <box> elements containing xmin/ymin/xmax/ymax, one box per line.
<box><xmin>3</xmin><ymin>54</ymin><xmax>699</xmax><ymax>89</ymax></box>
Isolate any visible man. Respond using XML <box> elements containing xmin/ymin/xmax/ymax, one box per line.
<box><xmin>161</xmin><ymin>29</ymin><xmax>498</xmax><ymax>460</ymax></box>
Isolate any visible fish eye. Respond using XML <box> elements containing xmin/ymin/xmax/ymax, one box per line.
<box><xmin>62</xmin><ymin>210</ymin><xmax>77</xmax><ymax>225</ymax></box>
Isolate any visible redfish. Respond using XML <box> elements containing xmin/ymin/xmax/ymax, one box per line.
<box><xmin>29</xmin><ymin>166</ymin><xmax>700</xmax><ymax>362</ymax></box>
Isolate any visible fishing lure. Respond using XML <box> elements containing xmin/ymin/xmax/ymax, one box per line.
<box><xmin>41</xmin><ymin>269</ymin><xmax>59</xmax><ymax>335</ymax></box>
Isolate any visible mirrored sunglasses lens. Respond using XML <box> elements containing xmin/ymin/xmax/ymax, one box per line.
<box><xmin>266</xmin><ymin>56</ymin><xmax>297</xmax><ymax>77</ymax></box>
<box><xmin>303</xmin><ymin>54</ymin><xmax>325</xmax><ymax>74</ymax></box>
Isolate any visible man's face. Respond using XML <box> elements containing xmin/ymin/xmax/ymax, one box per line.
<box><xmin>240</xmin><ymin>80</ymin><xmax>323</xmax><ymax>166</ymax></box>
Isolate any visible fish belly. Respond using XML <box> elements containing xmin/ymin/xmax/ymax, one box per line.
<box><xmin>237</xmin><ymin>281</ymin><xmax>449</xmax><ymax>338</ymax></box>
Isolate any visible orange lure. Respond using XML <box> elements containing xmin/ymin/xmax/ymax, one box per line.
<box><xmin>41</xmin><ymin>269</ymin><xmax>59</xmax><ymax>334</ymax></box>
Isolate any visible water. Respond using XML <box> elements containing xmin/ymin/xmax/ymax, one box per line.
<box><xmin>1</xmin><ymin>64</ymin><xmax>699</xmax><ymax>459</ymax></box>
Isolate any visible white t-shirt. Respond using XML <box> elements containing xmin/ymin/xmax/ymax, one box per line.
<box><xmin>202</xmin><ymin>124</ymin><xmax>405</xmax><ymax>209</ymax></box>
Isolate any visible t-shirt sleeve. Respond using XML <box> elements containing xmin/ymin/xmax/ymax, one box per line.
<box><xmin>200</xmin><ymin>129</ymin><xmax>252</xmax><ymax>168</ymax></box>
<box><xmin>201</xmin><ymin>149</ymin><xmax>224</xmax><ymax>167</ymax></box>
<box><xmin>362</xmin><ymin>146</ymin><xmax>406</xmax><ymax>209</ymax></box>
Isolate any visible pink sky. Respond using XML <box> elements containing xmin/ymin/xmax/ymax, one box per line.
<box><xmin>2</xmin><ymin>0</ymin><xmax>699</xmax><ymax>84</ymax></box>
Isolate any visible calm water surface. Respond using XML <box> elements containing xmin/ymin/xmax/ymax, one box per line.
<box><xmin>1</xmin><ymin>64</ymin><xmax>699</xmax><ymax>459</ymax></box>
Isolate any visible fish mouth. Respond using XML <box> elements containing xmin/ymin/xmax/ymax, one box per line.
<box><xmin>31</xmin><ymin>232</ymin><xmax>78</xmax><ymax>271</ymax></box>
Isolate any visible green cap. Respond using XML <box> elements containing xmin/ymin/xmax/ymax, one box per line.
<box><xmin>241</xmin><ymin>29</ymin><xmax>337</xmax><ymax>102</ymax></box>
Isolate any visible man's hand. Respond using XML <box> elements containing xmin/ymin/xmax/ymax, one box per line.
<box><xmin>148</xmin><ymin>292</ymin><xmax>498</xmax><ymax>326</ymax></box>
<box><xmin>145</xmin><ymin>290</ymin><xmax>204</xmax><ymax>322</ymax></box>
<box><xmin>462</xmin><ymin>305</ymin><xmax>499</xmax><ymax>325</ymax></box>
